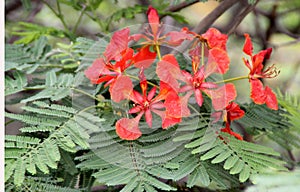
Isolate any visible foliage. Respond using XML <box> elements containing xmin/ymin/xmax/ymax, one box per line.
<box><xmin>5</xmin><ymin>1</ymin><xmax>300</xmax><ymax>192</ymax></box>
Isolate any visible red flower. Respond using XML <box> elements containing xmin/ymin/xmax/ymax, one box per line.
<box><xmin>116</xmin><ymin>113</ymin><xmax>143</xmax><ymax>140</ymax></box>
<box><xmin>179</xmin><ymin>65</ymin><xmax>236</xmax><ymax>111</ymax></box>
<box><xmin>212</xmin><ymin>102</ymin><xmax>245</xmax><ymax>123</ymax></box>
<box><xmin>202</xmin><ymin>28</ymin><xmax>228</xmax><ymax>50</ymax></box>
<box><xmin>131</xmin><ymin>46</ymin><xmax>157</xmax><ymax>69</ymax></box>
<box><xmin>115</xmin><ymin>71</ymin><xmax>183</xmax><ymax>140</ymax></box>
<box><xmin>130</xmin><ymin>6</ymin><xmax>193</xmax><ymax>48</ymax></box>
<box><xmin>85</xmin><ymin>28</ymin><xmax>156</xmax><ymax>102</ymax></box>
<box><xmin>84</xmin><ymin>46</ymin><xmax>134</xmax><ymax>102</ymax></box>
<box><xmin>220</xmin><ymin>123</ymin><xmax>243</xmax><ymax>140</ymax></box>
<box><xmin>213</xmin><ymin>102</ymin><xmax>245</xmax><ymax>140</ymax></box>
<box><xmin>243</xmin><ymin>34</ymin><xmax>279</xmax><ymax>110</ymax></box>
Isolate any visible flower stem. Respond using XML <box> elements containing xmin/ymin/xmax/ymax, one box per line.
<box><xmin>201</xmin><ymin>42</ymin><xmax>205</xmax><ymax>66</ymax></box>
<box><xmin>125</xmin><ymin>73</ymin><xmax>159</xmax><ymax>88</ymax></box>
<box><xmin>214</xmin><ymin>76</ymin><xmax>249</xmax><ymax>84</ymax></box>
<box><xmin>155</xmin><ymin>44</ymin><xmax>162</xmax><ymax>61</ymax></box>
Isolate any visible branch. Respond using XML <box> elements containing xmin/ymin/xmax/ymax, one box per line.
<box><xmin>192</xmin><ymin>0</ymin><xmax>240</xmax><ymax>34</ymax></box>
<box><xmin>165</xmin><ymin>0</ymin><xmax>199</xmax><ymax>12</ymax></box>
<box><xmin>225</xmin><ymin>0</ymin><xmax>259</xmax><ymax>35</ymax></box>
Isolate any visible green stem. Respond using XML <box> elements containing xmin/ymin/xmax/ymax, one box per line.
<box><xmin>72</xmin><ymin>5</ymin><xmax>87</xmax><ymax>34</ymax></box>
<box><xmin>55</xmin><ymin>0</ymin><xmax>69</xmax><ymax>31</ymax></box>
<box><xmin>24</xmin><ymin>86</ymin><xmax>102</xmax><ymax>102</ymax></box>
<box><xmin>5</xmin><ymin>119</ymin><xmax>15</xmax><ymax>126</ymax></box>
<box><xmin>86</xmin><ymin>0</ymin><xmax>106</xmax><ymax>32</ymax></box>
<box><xmin>214</xmin><ymin>76</ymin><xmax>249</xmax><ymax>84</ymax></box>
<box><xmin>201</xmin><ymin>42</ymin><xmax>205</xmax><ymax>66</ymax></box>
<box><xmin>155</xmin><ymin>44</ymin><xmax>162</xmax><ymax>61</ymax></box>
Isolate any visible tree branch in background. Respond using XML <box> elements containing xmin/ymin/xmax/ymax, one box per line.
<box><xmin>225</xmin><ymin>0</ymin><xmax>259</xmax><ymax>35</ymax></box>
<box><xmin>166</xmin><ymin>0</ymin><xmax>199</xmax><ymax>12</ymax></box>
<box><xmin>192</xmin><ymin>0</ymin><xmax>240</xmax><ymax>34</ymax></box>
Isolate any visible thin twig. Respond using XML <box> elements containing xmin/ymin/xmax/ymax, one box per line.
<box><xmin>226</xmin><ymin>0</ymin><xmax>259</xmax><ymax>35</ymax></box>
<box><xmin>72</xmin><ymin>4</ymin><xmax>87</xmax><ymax>34</ymax></box>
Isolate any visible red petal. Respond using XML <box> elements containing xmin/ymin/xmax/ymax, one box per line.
<box><xmin>265</xmin><ymin>86</ymin><xmax>278</xmax><ymax>110</ymax></box>
<box><xmin>110</xmin><ymin>75</ymin><xmax>133</xmax><ymax>102</ymax></box>
<box><xmin>115</xmin><ymin>114</ymin><xmax>142</xmax><ymax>140</ymax></box>
<box><xmin>227</xmin><ymin>102</ymin><xmax>245</xmax><ymax>121</ymax></box>
<box><xmin>132</xmin><ymin>46</ymin><xmax>157</xmax><ymax>68</ymax></box>
<box><xmin>104</xmin><ymin>28</ymin><xmax>130</xmax><ymax>61</ymax></box>
<box><xmin>156</xmin><ymin>54</ymin><xmax>183</xmax><ymax>91</ymax></box>
<box><xmin>114</xmin><ymin>48</ymin><xmax>134</xmax><ymax>71</ymax></box>
<box><xmin>162</xmin><ymin>116</ymin><xmax>181</xmax><ymax>129</ymax></box>
<box><xmin>202</xmin><ymin>28</ymin><xmax>228</xmax><ymax>50</ymax></box>
<box><xmin>164</xmin><ymin>91</ymin><xmax>182</xmax><ymax>118</ymax></box>
<box><xmin>195</xmin><ymin>89</ymin><xmax>204</xmax><ymax>107</ymax></box>
<box><xmin>220</xmin><ymin>124</ymin><xmax>243</xmax><ymax>140</ymax></box>
<box><xmin>208</xmin><ymin>83</ymin><xmax>237</xmax><ymax>111</ymax></box>
<box><xmin>180</xmin><ymin>91</ymin><xmax>193</xmax><ymax>117</ymax></box>
<box><xmin>211</xmin><ymin>111</ymin><xmax>223</xmax><ymax>123</ymax></box>
<box><xmin>207</xmin><ymin>48</ymin><xmax>230</xmax><ymax>74</ymax></box>
<box><xmin>152</xmin><ymin>109</ymin><xmax>181</xmax><ymax>129</ymax></box>
<box><xmin>145</xmin><ymin>109</ymin><xmax>153</xmax><ymax>128</ymax></box>
<box><xmin>147</xmin><ymin>87</ymin><xmax>157</xmax><ymax>101</ymax></box>
<box><xmin>265</xmin><ymin>48</ymin><xmax>272</xmax><ymax>60</ymax></box>
<box><xmin>147</xmin><ymin>6</ymin><xmax>159</xmax><ymax>37</ymax></box>
<box><xmin>154</xmin><ymin>81</ymin><xmax>172</xmax><ymax>102</ymax></box>
<box><xmin>130</xmin><ymin>90</ymin><xmax>144</xmax><ymax>104</ymax></box>
<box><xmin>250</xmin><ymin>79</ymin><xmax>266</xmax><ymax>104</ymax></box>
<box><xmin>165</xmin><ymin>29</ymin><xmax>193</xmax><ymax>46</ymax></box>
<box><xmin>84</xmin><ymin>58</ymin><xmax>109</xmax><ymax>84</ymax></box>
<box><xmin>243</xmin><ymin>33</ymin><xmax>253</xmax><ymax>56</ymax></box>
<box><xmin>128</xmin><ymin>105</ymin><xmax>142</xmax><ymax>114</ymax></box>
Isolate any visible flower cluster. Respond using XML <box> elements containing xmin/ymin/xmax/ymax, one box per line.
<box><xmin>85</xmin><ymin>6</ymin><xmax>279</xmax><ymax>140</ymax></box>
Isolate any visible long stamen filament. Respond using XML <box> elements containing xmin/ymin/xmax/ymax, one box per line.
<box><xmin>214</xmin><ymin>76</ymin><xmax>249</xmax><ymax>84</ymax></box>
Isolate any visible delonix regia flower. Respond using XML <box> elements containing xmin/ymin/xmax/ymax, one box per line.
<box><xmin>84</xmin><ymin>6</ymin><xmax>280</xmax><ymax>141</ymax></box>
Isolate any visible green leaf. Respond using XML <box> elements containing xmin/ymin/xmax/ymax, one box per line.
<box><xmin>5</xmin><ymin>71</ymin><xmax>28</xmax><ymax>96</ymax></box>
<box><xmin>223</xmin><ymin>155</ymin><xmax>239</xmax><ymax>170</ymax></box>
<box><xmin>211</xmin><ymin>150</ymin><xmax>232</xmax><ymax>164</ymax></box>
<box><xmin>200</xmin><ymin>146</ymin><xmax>223</xmax><ymax>161</ymax></box>
<box><xmin>198</xmin><ymin>165</ymin><xmax>210</xmax><ymax>186</ymax></box>
<box><xmin>5</xmin><ymin>160</ymin><xmax>16</xmax><ymax>182</ymax></box>
<box><xmin>239</xmin><ymin>165</ymin><xmax>251</xmax><ymax>182</ymax></box>
<box><xmin>13</xmin><ymin>158</ymin><xmax>26</xmax><ymax>186</ymax></box>
<box><xmin>229</xmin><ymin>160</ymin><xmax>245</xmax><ymax>174</ymax></box>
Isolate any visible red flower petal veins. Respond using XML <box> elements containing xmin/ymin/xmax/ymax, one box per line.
<box><xmin>165</xmin><ymin>28</ymin><xmax>193</xmax><ymax>46</ymax></box>
<box><xmin>147</xmin><ymin>6</ymin><xmax>160</xmax><ymax>37</ymax></box>
<box><xmin>202</xmin><ymin>28</ymin><xmax>228</xmax><ymax>50</ymax></box>
<box><xmin>115</xmin><ymin>113</ymin><xmax>143</xmax><ymax>140</ymax></box>
<box><xmin>156</xmin><ymin>54</ymin><xmax>183</xmax><ymax>91</ymax></box>
<box><xmin>84</xmin><ymin>58</ymin><xmax>110</xmax><ymax>84</ymax></box>
<box><xmin>104</xmin><ymin>28</ymin><xmax>130</xmax><ymax>61</ymax></box>
<box><xmin>207</xmin><ymin>83</ymin><xmax>237</xmax><ymax>111</ymax></box>
<box><xmin>207</xmin><ymin>48</ymin><xmax>230</xmax><ymax>74</ymax></box>
<box><xmin>109</xmin><ymin>75</ymin><xmax>133</xmax><ymax>102</ymax></box>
